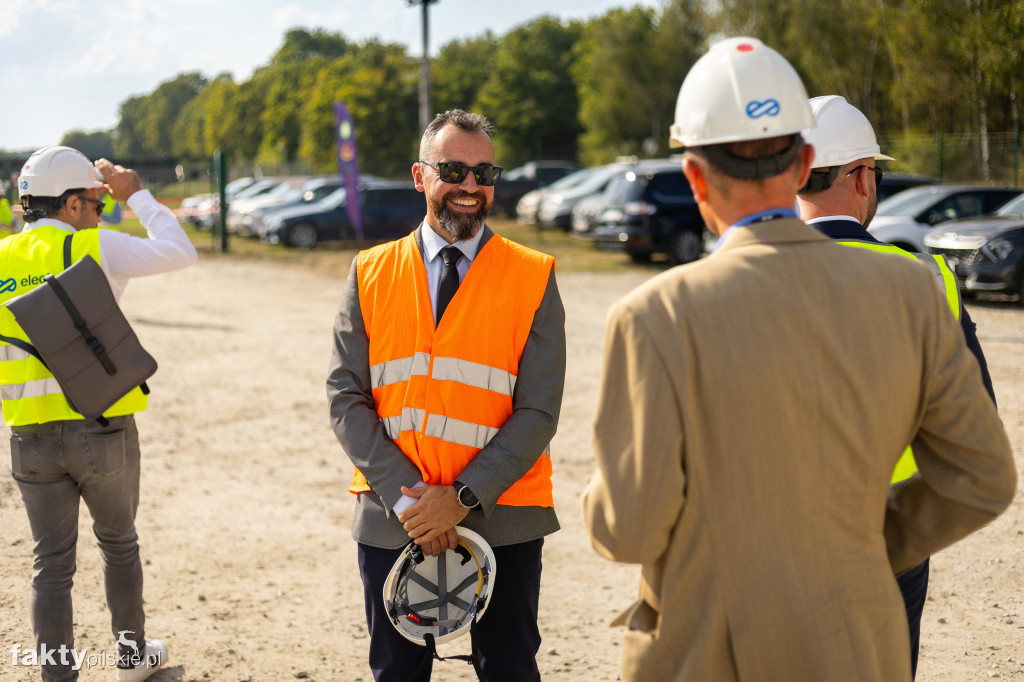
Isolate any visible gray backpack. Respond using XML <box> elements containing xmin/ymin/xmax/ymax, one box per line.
<box><xmin>0</xmin><ymin>235</ymin><xmax>156</xmax><ymax>423</ymax></box>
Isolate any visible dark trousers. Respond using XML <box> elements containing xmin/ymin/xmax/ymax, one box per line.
<box><xmin>357</xmin><ymin>538</ymin><xmax>544</xmax><ymax>682</ymax></box>
<box><xmin>897</xmin><ymin>558</ymin><xmax>929</xmax><ymax>680</ymax></box>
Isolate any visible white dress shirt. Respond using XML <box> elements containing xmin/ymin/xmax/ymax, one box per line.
<box><xmin>24</xmin><ymin>190</ymin><xmax>198</xmax><ymax>301</ymax></box>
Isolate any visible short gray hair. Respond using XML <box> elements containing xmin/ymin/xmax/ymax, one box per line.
<box><xmin>419</xmin><ymin>109</ymin><xmax>495</xmax><ymax>160</ymax></box>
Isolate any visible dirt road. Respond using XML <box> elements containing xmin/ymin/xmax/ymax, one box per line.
<box><xmin>0</xmin><ymin>257</ymin><xmax>1021</xmax><ymax>681</ymax></box>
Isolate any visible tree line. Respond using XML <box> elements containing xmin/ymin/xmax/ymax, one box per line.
<box><xmin>56</xmin><ymin>0</ymin><xmax>1024</xmax><ymax>180</ymax></box>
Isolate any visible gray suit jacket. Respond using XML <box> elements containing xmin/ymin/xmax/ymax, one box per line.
<box><xmin>327</xmin><ymin>225</ymin><xmax>565</xmax><ymax>548</ymax></box>
<box><xmin>582</xmin><ymin>218</ymin><xmax>1016</xmax><ymax>682</ymax></box>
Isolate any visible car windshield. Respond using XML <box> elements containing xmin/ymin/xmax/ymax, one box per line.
<box><xmin>321</xmin><ymin>187</ymin><xmax>347</xmax><ymax>207</ymax></box>
<box><xmin>603</xmin><ymin>173</ymin><xmax>643</xmax><ymax>206</ymax></box>
<box><xmin>546</xmin><ymin>168</ymin><xmax>594</xmax><ymax>191</ymax></box>
<box><xmin>234</xmin><ymin>180</ymin><xmax>278</xmax><ymax>199</ymax></box>
<box><xmin>876</xmin><ymin>187</ymin><xmax>947</xmax><ymax>217</ymax></box>
<box><xmin>995</xmin><ymin>192</ymin><xmax>1024</xmax><ymax>216</ymax></box>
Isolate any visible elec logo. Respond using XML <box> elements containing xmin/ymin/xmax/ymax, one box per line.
<box><xmin>0</xmin><ymin>278</ymin><xmax>15</xmax><ymax>294</ymax></box>
<box><xmin>746</xmin><ymin>99</ymin><xmax>781</xmax><ymax>119</ymax></box>
<box><xmin>19</xmin><ymin>180</ymin><xmax>28</xmax><ymax>191</ymax></box>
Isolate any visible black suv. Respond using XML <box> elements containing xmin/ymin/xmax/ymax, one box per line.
<box><xmin>591</xmin><ymin>162</ymin><xmax>707</xmax><ymax>264</ymax></box>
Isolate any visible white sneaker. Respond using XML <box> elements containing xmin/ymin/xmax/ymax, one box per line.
<box><xmin>115</xmin><ymin>639</ymin><xmax>168</xmax><ymax>681</ymax></box>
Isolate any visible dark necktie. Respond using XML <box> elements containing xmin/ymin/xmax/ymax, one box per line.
<box><xmin>436</xmin><ymin>246</ymin><xmax>462</xmax><ymax>325</ymax></box>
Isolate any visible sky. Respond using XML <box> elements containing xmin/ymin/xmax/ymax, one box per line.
<box><xmin>0</xmin><ymin>0</ymin><xmax>661</xmax><ymax>152</ymax></box>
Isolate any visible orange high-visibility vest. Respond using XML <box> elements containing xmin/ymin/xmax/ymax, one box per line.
<box><xmin>351</xmin><ymin>231</ymin><xmax>555</xmax><ymax>507</ymax></box>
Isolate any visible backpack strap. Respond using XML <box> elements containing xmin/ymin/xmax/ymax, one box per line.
<box><xmin>42</xmin><ymin>268</ymin><xmax>118</xmax><ymax>376</ymax></box>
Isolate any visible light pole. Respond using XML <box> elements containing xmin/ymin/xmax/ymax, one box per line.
<box><xmin>407</xmin><ymin>0</ymin><xmax>439</xmax><ymax>132</ymax></box>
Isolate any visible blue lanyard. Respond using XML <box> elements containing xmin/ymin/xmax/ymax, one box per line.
<box><xmin>712</xmin><ymin>208</ymin><xmax>798</xmax><ymax>253</ymax></box>
<box><xmin>732</xmin><ymin>208</ymin><xmax>798</xmax><ymax>227</ymax></box>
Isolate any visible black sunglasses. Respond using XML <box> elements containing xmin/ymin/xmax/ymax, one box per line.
<box><xmin>419</xmin><ymin>160</ymin><xmax>503</xmax><ymax>186</ymax></box>
<box><xmin>847</xmin><ymin>164</ymin><xmax>884</xmax><ymax>189</ymax></box>
<box><xmin>75</xmin><ymin>193</ymin><xmax>105</xmax><ymax>216</ymax></box>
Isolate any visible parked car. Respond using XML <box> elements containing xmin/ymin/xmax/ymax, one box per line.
<box><xmin>537</xmin><ymin>164</ymin><xmax>629</xmax><ymax>231</ymax></box>
<box><xmin>876</xmin><ymin>172</ymin><xmax>940</xmax><ymax>203</ymax></box>
<box><xmin>180</xmin><ymin>176</ymin><xmax>258</xmax><ymax>227</ymax></box>
<box><xmin>191</xmin><ymin>177</ymin><xmax>285</xmax><ymax>230</ymax></box>
<box><xmin>227</xmin><ymin>178</ymin><xmax>310</xmax><ymax>235</ymax></box>
<box><xmin>491</xmin><ymin>161</ymin><xmax>579</xmax><ymax>218</ymax></box>
<box><xmin>867</xmin><ymin>185</ymin><xmax>1020</xmax><ymax>252</ymax></box>
<box><xmin>924</xmin><ymin>191</ymin><xmax>1024</xmax><ymax>301</ymax></box>
<box><xmin>258</xmin><ymin>180</ymin><xmax>423</xmax><ymax>249</ymax></box>
<box><xmin>591</xmin><ymin>160</ymin><xmax>708</xmax><ymax>265</ymax></box>
<box><xmin>516</xmin><ymin>167</ymin><xmax>597</xmax><ymax>225</ymax></box>
<box><xmin>570</xmin><ymin>192</ymin><xmax>610</xmax><ymax>238</ymax></box>
<box><xmin>229</xmin><ymin>176</ymin><xmax>345</xmax><ymax>237</ymax></box>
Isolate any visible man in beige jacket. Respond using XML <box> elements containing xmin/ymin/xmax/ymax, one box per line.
<box><xmin>581</xmin><ymin>37</ymin><xmax>1016</xmax><ymax>682</ymax></box>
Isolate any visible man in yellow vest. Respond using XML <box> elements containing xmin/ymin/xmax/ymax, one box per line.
<box><xmin>2</xmin><ymin>146</ymin><xmax>197</xmax><ymax>681</ymax></box>
<box><xmin>796</xmin><ymin>97</ymin><xmax>996</xmax><ymax>679</ymax></box>
<box><xmin>327</xmin><ymin>110</ymin><xmax>566</xmax><ymax>681</ymax></box>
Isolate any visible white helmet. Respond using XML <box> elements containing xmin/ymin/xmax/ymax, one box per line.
<box><xmin>383</xmin><ymin>527</ymin><xmax>496</xmax><ymax>649</ymax></box>
<box><xmin>18</xmin><ymin>146</ymin><xmax>104</xmax><ymax>199</ymax></box>
<box><xmin>669</xmin><ymin>37</ymin><xmax>815</xmax><ymax>149</ymax></box>
<box><xmin>805</xmin><ymin>96</ymin><xmax>894</xmax><ymax>168</ymax></box>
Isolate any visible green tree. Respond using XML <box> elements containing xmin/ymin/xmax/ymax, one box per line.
<box><xmin>60</xmin><ymin>130</ymin><xmax>115</xmax><ymax>159</ymax></box>
<box><xmin>115</xmin><ymin>96</ymin><xmax>146</xmax><ymax>157</ymax></box>
<box><xmin>299</xmin><ymin>41</ymin><xmax>420</xmax><ymax>177</ymax></box>
<box><xmin>475</xmin><ymin>17</ymin><xmax>584</xmax><ymax>166</ymax></box>
<box><xmin>573</xmin><ymin>2</ymin><xmax>704</xmax><ymax>164</ymax></box>
<box><xmin>135</xmin><ymin>72</ymin><xmax>207</xmax><ymax>156</ymax></box>
<box><xmin>272</xmin><ymin>27</ymin><xmax>349</xmax><ymax>65</ymax></box>
<box><xmin>431</xmin><ymin>33</ymin><xmax>499</xmax><ymax>113</ymax></box>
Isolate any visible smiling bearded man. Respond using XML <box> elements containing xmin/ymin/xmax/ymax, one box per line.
<box><xmin>327</xmin><ymin>109</ymin><xmax>567</xmax><ymax>682</ymax></box>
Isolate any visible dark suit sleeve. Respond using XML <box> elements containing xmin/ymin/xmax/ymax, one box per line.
<box><xmin>454</xmin><ymin>265</ymin><xmax>566</xmax><ymax>517</ymax></box>
<box><xmin>958</xmin><ymin>303</ymin><xmax>995</xmax><ymax>404</ymax></box>
<box><xmin>326</xmin><ymin>258</ymin><xmax>423</xmax><ymax>515</ymax></box>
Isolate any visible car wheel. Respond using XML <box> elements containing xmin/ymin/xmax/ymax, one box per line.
<box><xmin>1016</xmin><ymin>266</ymin><xmax>1024</xmax><ymax>307</ymax></box>
<box><xmin>629</xmin><ymin>252</ymin><xmax>651</xmax><ymax>264</ymax></box>
<box><xmin>669</xmin><ymin>229</ymin><xmax>703</xmax><ymax>265</ymax></box>
<box><xmin>287</xmin><ymin>222</ymin><xmax>318</xmax><ymax>250</ymax></box>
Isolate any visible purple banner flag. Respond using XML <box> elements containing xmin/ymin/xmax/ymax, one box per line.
<box><xmin>333</xmin><ymin>101</ymin><xmax>363</xmax><ymax>241</ymax></box>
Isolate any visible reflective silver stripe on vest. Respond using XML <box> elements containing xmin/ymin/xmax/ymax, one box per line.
<box><xmin>430</xmin><ymin>357</ymin><xmax>517</xmax><ymax>397</ymax></box>
<box><xmin>381</xmin><ymin>407</ymin><xmax>426</xmax><ymax>440</ymax></box>
<box><xmin>423</xmin><ymin>414</ymin><xmax>500</xmax><ymax>450</ymax></box>
<box><xmin>370</xmin><ymin>352</ymin><xmax>431</xmax><ymax>388</ymax></box>
<box><xmin>0</xmin><ymin>376</ymin><xmax>62</xmax><ymax>402</ymax></box>
<box><xmin>0</xmin><ymin>345</ymin><xmax>33</xmax><ymax>362</ymax></box>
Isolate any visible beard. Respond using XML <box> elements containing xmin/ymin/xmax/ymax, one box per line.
<box><xmin>430</xmin><ymin>189</ymin><xmax>490</xmax><ymax>242</ymax></box>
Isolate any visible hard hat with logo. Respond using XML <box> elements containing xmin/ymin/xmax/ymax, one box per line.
<box><xmin>669</xmin><ymin>37</ymin><xmax>815</xmax><ymax>150</ymax></box>
<box><xmin>18</xmin><ymin>146</ymin><xmax>104</xmax><ymax>199</ymax></box>
<box><xmin>804</xmin><ymin>96</ymin><xmax>894</xmax><ymax>168</ymax></box>
<box><xmin>383</xmin><ymin>527</ymin><xmax>496</xmax><ymax>651</ymax></box>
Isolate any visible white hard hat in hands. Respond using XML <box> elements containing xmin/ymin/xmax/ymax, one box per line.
<box><xmin>383</xmin><ymin>526</ymin><xmax>496</xmax><ymax>648</ymax></box>
<box><xmin>804</xmin><ymin>95</ymin><xmax>894</xmax><ymax>168</ymax></box>
<box><xmin>669</xmin><ymin>37</ymin><xmax>815</xmax><ymax>150</ymax></box>
<box><xmin>18</xmin><ymin>146</ymin><xmax>104</xmax><ymax>199</ymax></box>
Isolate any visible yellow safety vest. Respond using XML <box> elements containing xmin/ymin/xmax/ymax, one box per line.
<box><xmin>838</xmin><ymin>239</ymin><xmax>961</xmax><ymax>483</ymax></box>
<box><xmin>0</xmin><ymin>225</ymin><xmax>148</xmax><ymax>425</ymax></box>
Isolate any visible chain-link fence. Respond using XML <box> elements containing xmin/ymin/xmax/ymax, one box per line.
<box><xmin>878</xmin><ymin>131</ymin><xmax>1022</xmax><ymax>187</ymax></box>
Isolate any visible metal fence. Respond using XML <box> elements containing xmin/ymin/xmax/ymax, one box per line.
<box><xmin>878</xmin><ymin>131</ymin><xmax>1022</xmax><ymax>187</ymax></box>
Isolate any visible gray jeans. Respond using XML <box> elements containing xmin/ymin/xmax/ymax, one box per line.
<box><xmin>10</xmin><ymin>415</ymin><xmax>145</xmax><ymax>682</ymax></box>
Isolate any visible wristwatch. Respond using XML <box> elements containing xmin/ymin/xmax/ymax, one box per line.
<box><xmin>454</xmin><ymin>481</ymin><xmax>480</xmax><ymax>510</ymax></box>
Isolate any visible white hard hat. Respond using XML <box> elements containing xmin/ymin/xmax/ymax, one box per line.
<box><xmin>669</xmin><ymin>37</ymin><xmax>815</xmax><ymax>149</ymax></box>
<box><xmin>18</xmin><ymin>146</ymin><xmax>104</xmax><ymax>199</ymax></box>
<box><xmin>805</xmin><ymin>96</ymin><xmax>894</xmax><ymax>168</ymax></box>
<box><xmin>383</xmin><ymin>527</ymin><xmax>496</xmax><ymax>648</ymax></box>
